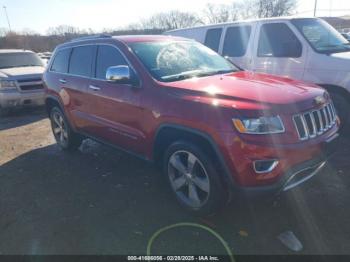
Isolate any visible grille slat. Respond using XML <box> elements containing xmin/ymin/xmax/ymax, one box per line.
<box><xmin>323</xmin><ymin>107</ymin><xmax>329</xmax><ymax>129</ymax></box>
<box><xmin>317</xmin><ymin>110</ymin><xmax>324</xmax><ymax>133</ymax></box>
<box><xmin>309</xmin><ymin>112</ymin><xmax>317</xmax><ymax>138</ymax></box>
<box><xmin>293</xmin><ymin>103</ymin><xmax>337</xmax><ymax>141</ymax></box>
<box><xmin>325</xmin><ymin>106</ymin><xmax>332</xmax><ymax>127</ymax></box>
<box><xmin>313</xmin><ymin>111</ymin><xmax>322</xmax><ymax>134</ymax></box>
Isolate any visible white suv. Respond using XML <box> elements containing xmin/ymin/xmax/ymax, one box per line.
<box><xmin>0</xmin><ymin>49</ymin><xmax>46</xmax><ymax>115</ymax></box>
<box><xmin>166</xmin><ymin>17</ymin><xmax>350</xmax><ymax>127</ymax></box>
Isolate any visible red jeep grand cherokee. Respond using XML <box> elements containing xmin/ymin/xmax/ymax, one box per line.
<box><xmin>43</xmin><ymin>35</ymin><xmax>339</xmax><ymax>215</ymax></box>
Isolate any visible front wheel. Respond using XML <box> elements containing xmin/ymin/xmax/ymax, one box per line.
<box><xmin>50</xmin><ymin>107</ymin><xmax>83</xmax><ymax>151</ymax></box>
<box><xmin>163</xmin><ymin>141</ymin><xmax>227</xmax><ymax>216</ymax></box>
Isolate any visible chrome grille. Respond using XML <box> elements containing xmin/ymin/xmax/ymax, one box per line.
<box><xmin>18</xmin><ymin>79</ymin><xmax>44</xmax><ymax>92</ymax></box>
<box><xmin>20</xmin><ymin>84</ymin><xmax>44</xmax><ymax>91</ymax></box>
<box><xmin>293</xmin><ymin>103</ymin><xmax>337</xmax><ymax>141</ymax></box>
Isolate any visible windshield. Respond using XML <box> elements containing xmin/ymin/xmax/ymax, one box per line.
<box><xmin>129</xmin><ymin>41</ymin><xmax>238</xmax><ymax>82</ymax></box>
<box><xmin>292</xmin><ymin>18</ymin><xmax>350</xmax><ymax>54</ymax></box>
<box><xmin>0</xmin><ymin>52</ymin><xmax>44</xmax><ymax>69</ymax></box>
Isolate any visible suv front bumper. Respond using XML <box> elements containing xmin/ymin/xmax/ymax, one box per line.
<box><xmin>236</xmin><ymin>155</ymin><xmax>328</xmax><ymax>198</ymax></box>
<box><xmin>219</xmin><ymin>128</ymin><xmax>339</xmax><ymax>197</ymax></box>
<box><xmin>0</xmin><ymin>90</ymin><xmax>45</xmax><ymax>109</ymax></box>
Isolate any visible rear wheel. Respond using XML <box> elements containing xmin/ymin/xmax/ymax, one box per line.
<box><xmin>50</xmin><ymin>107</ymin><xmax>82</xmax><ymax>151</ymax></box>
<box><xmin>163</xmin><ymin>141</ymin><xmax>227</xmax><ymax>216</ymax></box>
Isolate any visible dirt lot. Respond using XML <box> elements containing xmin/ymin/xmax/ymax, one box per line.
<box><xmin>0</xmin><ymin>109</ymin><xmax>350</xmax><ymax>255</ymax></box>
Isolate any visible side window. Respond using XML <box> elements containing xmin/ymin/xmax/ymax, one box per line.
<box><xmin>204</xmin><ymin>28</ymin><xmax>223</xmax><ymax>52</ymax></box>
<box><xmin>50</xmin><ymin>49</ymin><xmax>71</xmax><ymax>73</ymax></box>
<box><xmin>258</xmin><ymin>23</ymin><xmax>302</xmax><ymax>58</ymax></box>
<box><xmin>69</xmin><ymin>46</ymin><xmax>95</xmax><ymax>77</ymax></box>
<box><xmin>222</xmin><ymin>26</ymin><xmax>251</xmax><ymax>57</ymax></box>
<box><xmin>95</xmin><ymin>45</ymin><xmax>128</xmax><ymax>80</ymax></box>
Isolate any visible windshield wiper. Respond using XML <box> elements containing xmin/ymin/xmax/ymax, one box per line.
<box><xmin>162</xmin><ymin>74</ymin><xmax>197</xmax><ymax>82</ymax></box>
<box><xmin>162</xmin><ymin>69</ymin><xmax>237</xmax><ymax>82</ymax></box>
<box><xmin>162</xmin><ymin>70</ymin><xmax>203</xmax><ymax>82</ymax></box>
<box><xmin>197</xmin><ymin>69</ymin><xmax>237</xmax><ymax>77</ymax></box>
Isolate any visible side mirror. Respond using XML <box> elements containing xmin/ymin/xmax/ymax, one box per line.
<box><xmin>106</xmin><ymin>65</ymin><xmax>131</xmax><ymax>82</ymax></box>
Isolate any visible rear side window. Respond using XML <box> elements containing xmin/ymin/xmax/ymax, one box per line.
<box><xmin>50</xmin><ymin>49</ymin><xmax>71</xmax><ymax>73</ymax></box>
<box><xmin>204</xmin><ymin>28</ymin><xmax>223</xmax><ymax>52</ymax></box>
<box><xmin>258</xmin><ymin>23</ymin><xmax>302</xmax><ymax>58</ymax></box>
<box><xmin>95</xmin><ymin>45</ymin><xmax>128</xmax><ymax>79</ymax></box>
<box><xmin>69</xmin><ymin>46</ymin><xmax>95</xmax><ymax>77</ymax></box>
<box><xmin>222</xmin><ymin>26</ymin><xmax>251</xmax><ymax>57</ymax></box>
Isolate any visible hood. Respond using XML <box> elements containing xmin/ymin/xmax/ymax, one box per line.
<box><xmin>160</xmin><ymin>71</ymin><xmax>325</xmax><ymax>111</ymax></box>
<box><xmin>309</xmin><ymin>51</ymin><xmax>350</xmax><ymax>71</ymax></box>
<box><xmin>0</xmin><ymin>66</ymin><xmax>45</xmax><ymax>79</ymax></box>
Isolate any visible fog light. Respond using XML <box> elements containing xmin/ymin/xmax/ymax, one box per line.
<box><xmin>253</xmin><ymin>160</ymin><xmax>279</xmax><ymax>174</ymax></box>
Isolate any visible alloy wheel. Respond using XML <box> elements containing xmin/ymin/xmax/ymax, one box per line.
<box><xmin>168</xmin><ymin>150</ymin><xmax>210</xmax><ymax>208</ymax></box>
<box><xmin>52</xmin><ymin>111</ymin><xmax>68</xmax><ymax>146</ymax></box>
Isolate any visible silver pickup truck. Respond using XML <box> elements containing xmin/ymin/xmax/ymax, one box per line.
<box><xmin>0</xmin><ymin>49</ymin><xmax>46</xmax><ymax>115</ymax></box>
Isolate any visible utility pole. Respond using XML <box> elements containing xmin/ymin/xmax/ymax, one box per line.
<box><xmin>313</xmin><ymin>0</ymin><xmax>318</xmax><ymax>17</ymax></box>
<box><xmin>3</xmin><ymin>6</ymin><xmax>12</xmax><ymax>32</ymax></box>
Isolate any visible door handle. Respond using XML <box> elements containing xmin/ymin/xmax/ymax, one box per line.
<box><xmin>59</xmin><ymin>79</ymin><xmax>67</xmax><ymax>84</ymax></box>
<box><xmin>89</xmin><ymin>85</ymin><xmax>101</xmax><ymax>91</ymax></box>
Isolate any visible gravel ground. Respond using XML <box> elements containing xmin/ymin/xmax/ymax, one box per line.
<box><xmin>0</xmin><ymin>109</ymin><xmax>349</xmax><ymax>255</ymax></box>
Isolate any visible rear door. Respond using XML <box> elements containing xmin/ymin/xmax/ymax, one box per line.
<box><xmin>220</xmin><ymin>23</ymin><xmax>254</xmax><ymax>70</ymax></box>
<box><xmin>84</xmin><ymin>44</ymin><xmax>147</xmax><ymax>154</ymax></box>
<box><xmin>64</xmin><ymin>45</ymin><xmax>96</xmax><ymax>131</ymax></box>
<box><xmin>252</xmin><ymin>22</ymin><xmax>307</xmax><ymax>79</ymax></box>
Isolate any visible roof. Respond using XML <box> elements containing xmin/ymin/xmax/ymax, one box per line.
<box><xmin>55</xmin><ymin>35</ymin><xmax>190</xmax><ymax>50</ymax></box>
<box><xmin>0</xmin><ymin>49</ymin><xmax>33</xmax><ymax>54</ymax></box>
<box><xmin>113</xmin><ymin>35</ymin><xmax>189</xmax><ymax>43</ymax></box>
<box><xmin>166</xmin><ymin>16</ymin><xmax>318</xmax><ymax>33</ymax></box>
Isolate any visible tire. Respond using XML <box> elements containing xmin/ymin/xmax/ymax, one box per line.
<box><xmin>49</xmin><ymin>107</ymin><xmax>83</xmax><ymax>151</ymax></box>
<box><xmin>163</xmin><ymin>140</ymin><xmax>227</xmax><ymax>216</ymax></box>
<box><xmin>329</xmin><ymin>92</ymin><xmax>350</xmax><ymax>132</ymax></box>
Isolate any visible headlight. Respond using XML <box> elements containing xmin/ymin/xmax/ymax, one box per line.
<box><xmin>0</xmin><ymin>80</ymin><xmax>17</xmax><ymax>90</ymax></box>
<box><xmin>233</xmin><ymin>116</ymin><xmax>285</xmax><ymax>134</ymax></box>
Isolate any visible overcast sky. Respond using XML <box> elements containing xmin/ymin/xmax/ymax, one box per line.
<box><xmin>0</xmin><ymin>0</ymin><xmax>350</xmax><ymax>34</ymax></box>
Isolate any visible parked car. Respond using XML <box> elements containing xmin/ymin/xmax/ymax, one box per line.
<box><xmin>38</xmin><ymin>52</ymin><xmax>52</xmax><ymax>65</ymax></box>
<box><xmin>0</xmin><ymin>49</ymin><xmax>46</xmax><ymax>115</ymax></box>
<box><xmin>43</xmin><ymin>35</ymin><xmax>339</xmax><ymax>215</ymax></box>
<box><xmin>165</xmin><ymin>17</ymin><xmax>350</xmax><ymax>129</ymax></box>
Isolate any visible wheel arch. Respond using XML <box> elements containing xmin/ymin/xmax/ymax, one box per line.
<box><xmin>153</xmin><ymin>124</ymin><xmax>236</xmax><ymax>189</ymax></box>
<box><xmin>45</xmin><ymin>95</ymin><xmax>64</xmax><ymax>115</ymax></box>
<box><xmin>318</xmin><ymin>84</ymin><xmax>350</xmax><ymax>103</ymax></box>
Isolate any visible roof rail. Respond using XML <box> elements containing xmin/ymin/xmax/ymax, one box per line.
<box><xmin>70</xmin><ymin>34</ymin><xmax>112</xmax><ymax>42</ymax></box>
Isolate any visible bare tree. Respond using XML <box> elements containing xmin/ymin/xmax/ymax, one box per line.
<box><xmin>139</xmin><ymin>10</ymin><xmax>202</xmax><ymax>30</ymax></box>
<box><xmin>0</xmin><ymin>1</ymin><xmax>298</xmax><ymax>52</ymax></box>
<box><xmin>201</xmin><ymin>0</ymin><xmax>296</xmax><ymax>25</ymax></box>
<box><xmin>46</xmin><ymin>25</ymin><xmax>82</xmax><ymax>36</ymax></box>
<box><xmin>202</xmin><ymin>3</ymin><xmax>231</xmax><ymax>24</ymax></box>
<box><xmin>255</xmin><ymin>0</ymin><xmax>297</xmax><ymax>18</ymax></box>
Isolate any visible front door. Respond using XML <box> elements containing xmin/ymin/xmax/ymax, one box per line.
<box><xmin>84</xmin><ymin>44</ymin><xmax>147</xmax><ymax>155</ymax></box>
<box><xmin>221</xmin><ymin>23</ymin><xmax>255</xmax><ymax>70</ymax></box>
<box><xmin>252</xmin><ymin>22</ymin><xmax>307</xmax><ymax>80</ymax></box>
